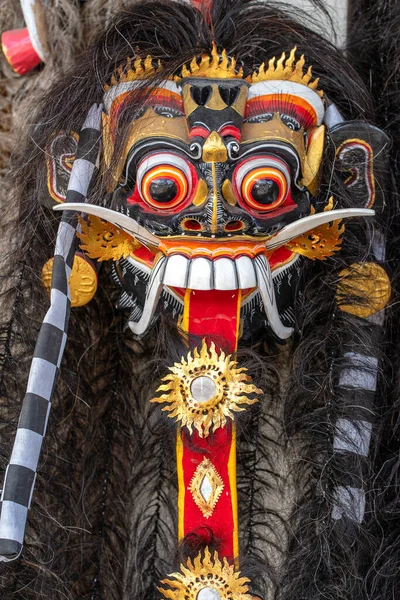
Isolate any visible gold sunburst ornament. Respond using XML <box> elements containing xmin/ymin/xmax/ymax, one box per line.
<box><xmin>151</xmin><ymin>341</ymin><xmax>261</xmax><ymax>437</ymax></box>
<box><xmin>158</xmin><ymin>548</ymin><xmax>253</xmax><ymax>600</ymax></box>
<box><xmin>285</xmin><ymin>219</ymin><xmax>345</xmax><ymax>260</ymax></box>
<box><xmin>77</xmin><ymin>215</ymin><xmax>141</xmax><ymax>261</ymax></box>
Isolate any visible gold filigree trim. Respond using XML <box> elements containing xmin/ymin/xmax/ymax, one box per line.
<box><xmin>285</xmin><ymin>197</ymin><xmax>343</xmax><ymax>260</ymax></box>
<box><xmin>77</xmin><ymin>215</ymin><xmax>141</xmax><ymax>262</ymax></box>
<box><xmin>248</xmin><ymin>46</ymin><xmax>323</xmax><ymax>96</ymax></box>
<box><xmin>336</xmin><ymin>262</ymin><xmax>391</xmax><ymax>318</ymax></box>
<box><xmin>188</xmin><ymin>458</ymin><xmax>224</xmax><ymax>518</ymax></box>
<box><xmin>158</xmin><ymin>547</ymin><xmax>253</xmax><ymax>600</ymax></box>
<box><xmin>151</xmin><ymin>340</ymin><xmax>261</xmax><ymax>437</ymax></box>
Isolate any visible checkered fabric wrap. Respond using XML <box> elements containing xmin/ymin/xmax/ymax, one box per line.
<box><xmin>0</xmin><ymin>104</ymin><xmax>103</xmax><ymax>562</ymax></box>
<box><xmin>331</xmin><ymin>234</ymin><xmax>386</xmax><ymax>526</ymax></box>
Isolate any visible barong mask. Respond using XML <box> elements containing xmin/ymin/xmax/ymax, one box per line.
<box><xmin>0</xmin><ymin>9</ymin><xmax>392</xmax><ymax>598</ymax></box>
<box><xmin>57</xmin><ymin>45</ymin><xmax>376</xmax><ymax>343</ymax></box>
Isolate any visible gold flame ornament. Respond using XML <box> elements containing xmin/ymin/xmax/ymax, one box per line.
<box><xmin>77</xmin><ymin>215</ymin><xmax>141</xmax><ymax>262</ymax></box>
<box><xmin>151</xmin><ymin>340</ymin><xmax>261</xmax><ymax>437</ymax></box>
<box><xmin>248</xmin><ymin>46</ymin><xmax>323</xmax><ymax>95</ymax></box>
<box><xmin>158</xmin><ymin>548</ymin><xmax>253</xmax><ymax>600</ymax></box>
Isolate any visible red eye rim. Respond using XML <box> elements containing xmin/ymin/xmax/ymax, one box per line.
<box><xmin>141</xmin><ymin>165</ymin><xmax>189</xmax><ymax>209</ymax></box>
<box><xmin>241</xmin><ymin>167</ymin><xmax>287</xmax><ymax>212</ymax></box>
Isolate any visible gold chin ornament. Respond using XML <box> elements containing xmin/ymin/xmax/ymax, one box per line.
<box><xmin>158</xmin><ymin>548</ymin><xmax>253</xmax><ymax>600</ymax></box>
<box><xmin>151</xmin><ymin>340</ymin><xmax>262</xmax><ymax>438</ymax></box>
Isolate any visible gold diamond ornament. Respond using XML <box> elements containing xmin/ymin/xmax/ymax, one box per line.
<box><xmin>151</xmin><ymin>340</ymin><xmax>262</xmax><ymax>437</ymax></box>
<box><xmin>188</xmin><ymin>458</ymin><xmax>224</xmax><ymax>518</ymax></box>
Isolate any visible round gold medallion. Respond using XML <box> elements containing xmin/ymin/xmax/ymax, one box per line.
<box><xmin>336</xmin><ymin>262</ymin><xmax>391</xmax><ymax>318</ymax></box>
<box><xmin>42</xmin><ymin>254</ymin><xmax>98</xmax><ymax>308</ymax></box>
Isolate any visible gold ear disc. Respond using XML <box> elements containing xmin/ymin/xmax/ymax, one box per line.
<box><xmin>42</xmin><ymin>254</ymin><xmax>98</xmax><ymax>308</ymax></box>
<box><xmin>336</xmin><ymin>262</ymin><xmax>391</xmax><ymax>318</ymax></box>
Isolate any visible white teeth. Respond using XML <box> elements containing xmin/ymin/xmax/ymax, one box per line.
<box><xmin>235</xmin><ymin>256</ymin><xmax>257</xmax><ymax>289</ymax></box>
<box><xmin>188</xmin><ymin>257</ymin><xmax>213</xmax><ymax>290</ymax></box>
<box><xmin>214</xmin><ymin>258</ymin><xmax>238</xmax><ymax>290</ymax></box>
<box><xmin>135</xmin><ymin>253</ymin><xmax>293</xmax><ymax>341</ymax></box>
<box><xmin>163</xmin><ymin>254</ymin><xmax>258</xmax><ymax>291</ymax></box>
<box><xmin>163</xmin><ymin>254</ymin><xmax>190</xmax><ymax>288</ymax></box>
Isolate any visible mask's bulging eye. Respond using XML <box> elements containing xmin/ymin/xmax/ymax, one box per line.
<box><xmin>242</xmin><ymin>167</ymin><xmax>287</xmax><ymax>211</ymax></box>
<box><xmin>234</xmin><ymin>156</ymin><xmax>291</xmax><ymax>213</ymax></box>
<box><xmin>142</xmin><ymin>165</ymin><xmax>188</xmax><ymax>209</ymax></box>
<box><xmin>149</xmin><ymin>178</ymin><xmax>178</xmax><ymax>202</ymax></box>
<box><xmin>250</xmin><ymin>177</ymin><xmax>280</xmax><ymax>204</ymax></box>
<box><xmin>136</xmin><ymin>153</ymin><xmax>194</xmax><ymax>211</ymax></box>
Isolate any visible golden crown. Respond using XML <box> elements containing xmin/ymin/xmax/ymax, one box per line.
<box><xmin>104</xmin><ymin>56</ymin><xmax>162</xmax><ymax>91</ymax></box>
<box><xmin>249</xmin><ymin>47</ymin><xmax>323</xmax><ymax>96</ymax></box>
<box><xmin>104</xmin><ymin>45</ymin><xmax>323</xmax><ymax>96</ymax></box>
<box><xmin>178</xmin><ymin>42</ymin><xmax>244</xmax><ymax>79</ymax></box>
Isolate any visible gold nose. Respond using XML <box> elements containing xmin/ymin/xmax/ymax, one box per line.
<box><xmin>201</xmin><ymin>131</ymin><xmax>228</xmax><ymax>163</ymax></box>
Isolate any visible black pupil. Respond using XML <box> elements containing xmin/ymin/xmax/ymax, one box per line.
<box><xmin>149</xmin><ymin>178</ymin><xmax>178</xmax><ymax>203</ymax></box>
<box><xmin>251</xmin><ymin>179</ymin><xmax>280</xmax><ymax>205</ymax></box>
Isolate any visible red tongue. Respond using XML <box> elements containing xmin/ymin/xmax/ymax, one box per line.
<box><xmin>183</xmin><ymin>289</ymin><xmax>241</xmax><ymax>353</ymax></box>
<box><xmin>178</xmin><ymin>289</ymin><xmax>241</xmax><ymax>563</ymax></box>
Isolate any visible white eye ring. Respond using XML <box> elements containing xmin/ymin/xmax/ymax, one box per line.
<box><xmin>137</xmin><ymin>152</ymin><xmax>192</xmax><ymax>201</ymax></box>
<box><xmin>235</xmin><ymin>156</ymin><xmax>291</xmax><ymax>191</ymax></box>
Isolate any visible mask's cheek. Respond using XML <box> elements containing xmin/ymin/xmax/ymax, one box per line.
<box><xmin>102</xmin><ymin>108</ymin><xmax>189</xmax><ymax>191</ymax></box>
<box><xmin>300</xmin><ymin>124</ymin><xmax>325</xmax><ymax>196</ymax></box>
<box><xmin>241</xmin><ymin>118</ymin><xmax>326</xmax><ymax>197</ymax></box>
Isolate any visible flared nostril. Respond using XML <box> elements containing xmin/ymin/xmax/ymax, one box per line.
<box><xmin>182</xmin><ymin>218</ymin><xmax>203</xmax><ymax>231</ymax></box>
<box><xmin>224</xmin><ymin>220</ymin><xmax>245</xmax><ymax>232</ymax></box>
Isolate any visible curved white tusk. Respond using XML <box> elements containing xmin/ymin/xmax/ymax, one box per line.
<box><xmin>265</xmin><ymin>208</ymin><xmax>375</xmax><ymax>250</ymax></box>
<box><xmin>53</xmin><ymin>202</ymin><xmax>160</xmax><ymax>248</ymax></box>
<box><xmin>254</xmin><ymin>255</ymin><xmax>294</xmax><ymax>340</ymax></box>
<box><xmin>128</xmin><ymin>255</ymin><xmax>166</xmax><ymax>337</ymax></box>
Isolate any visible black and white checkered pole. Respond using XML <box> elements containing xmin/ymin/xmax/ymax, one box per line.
<box><xmin>0</xmin><ymin>103</ymin><xmax>103</xmax><ymax>561</ymax></box>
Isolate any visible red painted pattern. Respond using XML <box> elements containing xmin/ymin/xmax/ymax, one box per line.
<box><xmin>181</xmin><ymin>425</ymin><xmax>235</xmax><ymax>558</ymax></box>
<box><xmin>180</xmin><ymin>289</ymin><xmax>240</xmax><ymax>561</ymax></box>
<box><xmin>245</xmin><ymin>93</ymin><xmax>317</xmax><ymax>130</ymax></box>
